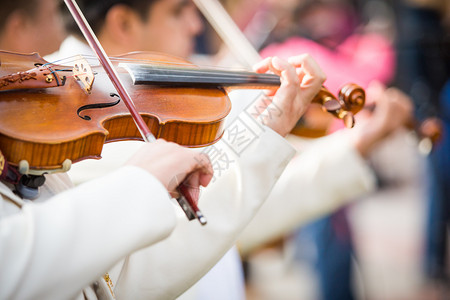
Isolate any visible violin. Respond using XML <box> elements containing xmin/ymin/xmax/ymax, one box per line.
<box><xmin>0</xmin><ymin>50</ymin><xmax>363</xmax><ymax>174</ymax></box>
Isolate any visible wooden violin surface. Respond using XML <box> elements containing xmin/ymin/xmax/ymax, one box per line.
<box><xmin>0</xmin><ymin>51</ymin><xmax>231</xmax><ymax>171</ymax></box>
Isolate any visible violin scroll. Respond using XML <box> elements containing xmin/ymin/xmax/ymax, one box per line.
<box><xmin>338</xmin><ymin>83</ymin><xmax>365</xmax><ymax>128</ymax></box>
<box><xmin>338</xmin><ymin>83</ymin><xmax>365</xmax><ymax>114</ymax></box>
<box><xmin>312</xmin><ymin>84</ymin><xmax>365</xmax><ymax>129</ymax></box>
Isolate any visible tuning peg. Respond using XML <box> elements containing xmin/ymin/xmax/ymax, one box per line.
<box><xmin>342</xmin><ymin>111</ymin><xmax>355</xmax><ymax>128</ymax></box>
<box><xmin>323</xmin><ymin>99</ymin><xmax>341</xmax><ymax>112</ymax></box>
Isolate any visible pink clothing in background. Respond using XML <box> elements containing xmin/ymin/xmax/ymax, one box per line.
<box><xmin>261</xmin><ymin>33</ymin><xmax>396</xmax><ymax>93</ymax></box>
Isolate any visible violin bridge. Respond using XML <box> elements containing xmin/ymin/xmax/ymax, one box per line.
<box><xmin>73</xmin><ymin>55</ymin><xmax>94</xmax><ymax>94</ymax></box>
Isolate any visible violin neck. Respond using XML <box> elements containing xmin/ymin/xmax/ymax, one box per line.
<box><xmin>120</xmin><ymin>63</ymin><xmax>280</xmax><ymax>90</ymax></box>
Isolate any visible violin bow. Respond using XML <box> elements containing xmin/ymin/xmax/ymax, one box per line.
<box><xmin>193</xmin><ymin>0</ymin><xmax>262</xmax><ymax>68</ymax></box>
<box><xmin>63</xmin><ymin>0</ymin><xmax>207</xmax><ymax>225</ymax></box>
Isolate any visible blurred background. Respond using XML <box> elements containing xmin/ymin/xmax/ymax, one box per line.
<box><xmin>194</xmin><ymin>0</ymin><xmax>450</xmax><ymax>299</ymax></box>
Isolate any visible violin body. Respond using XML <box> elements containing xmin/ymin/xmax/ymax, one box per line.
<box><xmin>0</xmin><ymin>51</ymin><xmax>231</xmax><ymax>171</ymax></box>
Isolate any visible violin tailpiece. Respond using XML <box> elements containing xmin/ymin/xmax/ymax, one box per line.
<box><xmin>0</xmin><ymin>66</ymin><xmax>63</xmax><ymax>91</ymax></box>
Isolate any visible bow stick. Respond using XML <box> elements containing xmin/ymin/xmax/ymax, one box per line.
<box><xmin>63</xmin><ymin>0</ymin><xmax>207</xmax><ymax>225</ymax></box>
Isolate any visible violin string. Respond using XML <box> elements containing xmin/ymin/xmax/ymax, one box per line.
<box><xmin>121</xmin><ymin>68</ymin><xmax>280</xmax><ymax>82</ymax></box>
<box><xmin>45</xmin><ymin>54</ymin><xmax>273</xmax><ymax>75</ymax></box>
<box><xmin>50</xmin><ymin>67</ymin><xmax>277</xmax><ymax>83</ymax></box>
<box><xmin>124</xmin><ymin>67</ymin><xmax>279</xmax><ymax>80</ymax></box>
<box><xmin>45</xmin><ymin>54</ymin><xmax>236</xmax><ymax>70</ymax></box>
<box><xmin>65</xmin><ymin>72</ymin><xmax>89</xmax><ymax>79</ymax></box>
<box><xmin>44</xmin><ymin>54</ymin><xmax>279</xmax><ymax>82</ymax></box>
<box><xmin>48</xmin><ymin>65</ymin><xmax>278</xmax><ymax>83</ymax></box>
<box><xmin>51</xmin><ymin>65</ymin><xmax>277</xmax><ymax>82</ymax></box>
<box><xmin>80</xmin><ymin>54</ymin><xmax>252</xmax><ymax>71</ymax></box>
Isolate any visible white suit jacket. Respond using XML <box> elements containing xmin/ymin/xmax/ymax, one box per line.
<box><xmin>237</xmin><ymin>131</ymin><xmax>376</xmax><ymax>254</ymax></box>
<box><xmin>2</xmin><ymin>36</ymin><xmax>296</xmax><ymax>300</ymax></box>
<box><xmin>0</xmin><ymin>167</ymin><xmax>176</xmax><ymax>300</ymax></box>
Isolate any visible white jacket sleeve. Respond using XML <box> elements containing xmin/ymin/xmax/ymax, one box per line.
<box><xmin>113</xmin><ymin>127</ymin><xmax>295</xmax><ymax>300</ymax></box>
<box><xmin>237</xmin><ymin>133</ymin><xmax>377</xmax><ymax>254</ymax></box>
<box><xmin>0</xmin><ymin>166</ymin><xmax>176</xmax><ymax>300</ymax></box>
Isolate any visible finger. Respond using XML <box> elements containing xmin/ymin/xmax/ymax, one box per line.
<box><xmin>272</xmin><ymin>56</ymin><xmax>300</xmax><ymax>86</ymax></box>
<box><xmin>253</xmin><ymin>57</ymin><xmax>273</xmax><ymax>73</ymax></box>
<box><xmin>193</xmin><ymin>152</ymin><xmax>214</xmax><ymax>187</ymax></box>
<box><xmin>169</xmin><ymin>190</ymin><xmax>180</xmax><ymax>199</ymax></box>
<box><xmin>265</xmin><ymin>56</ymin><xmax>294</xmax><ymax>78</ymax></box>
<box><xmin>199</xmin><ymin>171</ymin><xmax>214</xmax><ymax>188</ymax></box>
<box><xmin>253</xmin><ymin>56</ymin><xmax>284</xmax><ymax>77</ymax></box>
<box><xmin>295</xmin><ymin>67</ymin><xmax>306</xmax><ymax>85</ymax></box>
<box><xmin>288</xmin><ymin>54</ymin><xmax>326</xmax><ymax>84</ymax></box>
<box><xmin>287</xmin><ymin>53</ymin><xmax>310</xmax><ymax>67</ymax></box>
<box><xmin>386</xmin><ymin>88</ymin><xmax>413</xmax><ymax>122</ymax></box>
<box><xmin>366</xmin><ymin>80</ymin><xmax>386</xmax><ymax>105</ymax></box>
<box><xmin>272</xmin><ymin>80</ymin><xmax>298</xmax><ymax>109</ymax></box>
<box><xmin>185</xmin><ymin>172</ymin><xmax>201</xmax><ymax>204</ymax></box>
<box><xmin>265</xmin><ymin>89</ymin><xmax>277</xmax><ymax>97</ymax></box>
<box><xmin>275</xmin><ymin>70</ymin><xmax>307</xmax><ymax>109</ymax></box>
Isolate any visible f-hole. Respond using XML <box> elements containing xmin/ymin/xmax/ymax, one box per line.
<box><xmin>77</xmin><ymin>93</ymin><xmax>121</xmax><ymax>120</ymax></box>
